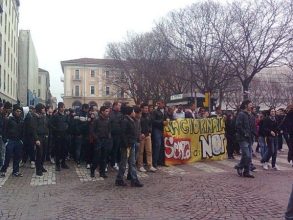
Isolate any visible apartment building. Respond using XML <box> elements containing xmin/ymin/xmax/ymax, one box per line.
<box><xmin>61</xmin><ymin>58</ymin><xmax>133</xmax><ymax>109</ymax></box>
<box><xmin>18</xmin><ymin>30</ymin><xmax>39</xmax><ymax>106</ymax></box>
<box><xmin>38</xmin><ymin>68</ymin><xmax>50</xmax><ymax>105</ymax></box>
<box><xmin>0</xmin><ymin>0</ymin><xmax>20</xmax><ymax>103</ymax></box>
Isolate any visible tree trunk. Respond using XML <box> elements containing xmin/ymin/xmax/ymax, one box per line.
<box><xmin>242</xmin><ymin>82</ymin><xmax>250</xmax><ymax>101</ymax></box>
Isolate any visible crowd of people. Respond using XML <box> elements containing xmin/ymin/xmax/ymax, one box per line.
<box><xmin>0</xmin><ymin>99</ymin><xmax>292</xmax><ymax>187</ymax></box>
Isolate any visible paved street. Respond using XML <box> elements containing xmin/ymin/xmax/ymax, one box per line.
<box><xmin>0</xmin><ymin>149</ymin><xmax>292</xmax><ymax>220</ymax></box>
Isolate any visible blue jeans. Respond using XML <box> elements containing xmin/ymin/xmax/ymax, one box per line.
<box><xmin>152</xmin><ymin>128</ymin><xmax>163</xmax><ymax>167</ymax></box>
<box><xmin>0</xmin><ymin>140</ymin><xmax>23</xmax><ymax>174</ymax></box>
<box><xmin>238</xmin><ymin>141</ymin><xmax>252</xmax><ymax>174</ymax></box>
<box><xmin>258</xmin><ymin>136</ymin><xmax>267</xmax><ymax>159</ymax></box>
<box><xmin>0</xmin><ymin>137</ymin><xmax>4</xmax><ymax>167</ymax></box>
<box><xmin>285</xmin><ymin>184</ymin><xmax>293</xmax><ymax>220</ymax></box>
<box><xmin>262</xmin><ymin>136</ymin><xmax>278</xmax><ymax>167</ymax></box>
<box><xmin>116</xmin><ymin>145</ymin><xmax>138</xmax><ymax>181</ymax></box>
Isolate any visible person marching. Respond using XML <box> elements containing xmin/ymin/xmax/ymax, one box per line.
<box><xmin>29</xmin><ymin>103</ymin><xmax>49</xmax><ymax>176</ymax></box>
<box><xmin>261</xmin><ymin>108</ymin><xmax>280</xmax><ymax>170</ymax></box>
<box><xmin>234</xmin><ymin>100</ymin><xmax>255</xmax><ymax>178</ymax></box>
<box><xmin>0</xmin><ymin>105</ymin><xmax>24</xmax><ymax>177</ymax></box>
<box><xmin>50</xmin><ymin>102</ymin><xmax>70</xmax><ymax>171</ymax></box>
<box><xmin>115</xmin><ymin>106</ymin><xmax>143</xmax><ymax>187</ymax></box>
<box><xmin>90</xmin><ymin>106</ymin><xmax>112</xmax><ymax>178</ymax></box>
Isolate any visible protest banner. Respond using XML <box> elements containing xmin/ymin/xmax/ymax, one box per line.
<box><xmin>164</xmin><ymin>117</ymin><xmax>227</xmax><ymax>166</ymax></box>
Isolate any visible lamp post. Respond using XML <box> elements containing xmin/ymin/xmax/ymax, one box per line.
<box><xmin>185</xmin><ymin>43</ymin><xmax>194</xmax><ymax>97</ymax></box>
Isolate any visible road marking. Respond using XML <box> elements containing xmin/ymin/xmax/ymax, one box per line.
<box><xmin>0</xmin><ymin>167</ymin><xmax>12</xmax><ymax>188</ymax></box>
<box><xmin>192</xmin><ymin>162</ymin><xmax>227</xmax><ymax>173</ymax></box>
<box><xmin>30</xmin><ymin>165</ymin><xmax>56</xmax><ymax>186</ymax></box>
<box><xmin>75</xmin><ymin>166</ymin><xmax>104</xmax><ymax>182</ymax></box>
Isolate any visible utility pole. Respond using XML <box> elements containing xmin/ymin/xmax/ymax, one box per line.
<box><xmin>185</xmin><ymin>43</ymin><xmax>194</xmax><ymax>97</ymax></box>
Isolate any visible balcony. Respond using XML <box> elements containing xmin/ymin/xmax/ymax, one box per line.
<box><xmin>72</xmin><ymin>77</ymin><xmax>81</xmax><ymax>81</ymax></box>
<box><xmin>72</xmin><ymin>92</ymin><xmax>82</xmax><ymax>97</ymax></box>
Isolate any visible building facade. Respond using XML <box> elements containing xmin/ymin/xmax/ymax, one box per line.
<box><xmin>61</xmin><ymin>58</ymin><xmax>133</xmax><ymax>109</ymax></box>
<box><xmin>37</xmin><ymin>68</ymin><xmax>50</xmax><ymax>105</ymax></box>
<box><xmin>0</xmin><ymin>0</ymin><xmax>20</xmax><ymax>104</ymax></box>
<box><xmin>18</xmin><ymin>29</ymin><xmax>39</xmax><ymax>106</ymax></box>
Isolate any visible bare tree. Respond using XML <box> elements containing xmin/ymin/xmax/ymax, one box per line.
<box><xmin>106</xmin><ymin>32</ymin><xmax>189</xmax><ymax>104</ymax></box>
<box><xmin>155</xmin><ymin>1</ymin><xmax>234</xmax><ymax>97</ymax></box>
<box><xmin>216</xmin><ymin>0</ymin><xmax>293</xmax><ymax>100</ymax></box>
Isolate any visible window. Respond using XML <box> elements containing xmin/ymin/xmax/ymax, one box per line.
<box><xmin>90</xmin><ymin>70</ymin><xmax>95</xmax><ymax>77</ymax></box>
<box><xmin>4</xmin><ymin>13</ymin><xmax>6</xmax><ymax>34</ymax></box>
<box><xmin>75</xmin><ymin>69</ymin><xmax>80</xmax><ymax>79</ymax></box>
<box><xmin>105</xmin><ymin>86</ymin><xmax>110</xmax><ymax>96</ymax></box>
<box><xmin>0</xmin><ymin>33</ymin><xmax>2</xmax><ymax>56</ymax></box>
<box><xmin>90</xmin><ymin>85</ymin><xmax>95</xmax><ymax>95</ymax></box>
<box><xmin>4</xmin><ymin>41</ymin><xmax>6</xmax><ymax>62</ymax></box>
<box><xmin>105</xmin><ymin>71</ymin><xmax>109</xmax><ymax>79</ymax></box>
<box><xmin>38</xmin><ymin>89</ymin><xmax>41</xmax><ymax>97</ymax></box>
<box><xmin>38</xmin><ymin>76</ymin><xmax>41</xmax><ymax>84</ymax></box>
<box><xmin>74</xmin><ymin>85</ymin><xmax>80</xmax><ymax>96</ymax></box>
<box><xmin>4</xmin><ymin>70</ymin><xmax>5</xmax><ymax>91</ymax></box>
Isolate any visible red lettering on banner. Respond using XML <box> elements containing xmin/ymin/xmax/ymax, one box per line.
<box><xmin>165</xmin><ymin>137</ymin><xmax>191</xmax><ymax>160</ymax></box>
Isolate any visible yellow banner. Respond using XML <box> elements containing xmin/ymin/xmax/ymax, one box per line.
<box><xmin>164</xmin><ymin>118</ymin><xmax>227</xmax><ymax>165</ymax></box>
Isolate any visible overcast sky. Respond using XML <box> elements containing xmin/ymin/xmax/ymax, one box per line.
<box><xmin>18</xmin><ymin>0</ymin><xmax>197</xmax><ymax>101</ymax></box>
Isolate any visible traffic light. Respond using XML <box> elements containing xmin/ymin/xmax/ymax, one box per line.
<box><xmin>203</xmin><ymin>92</ymin><xmax>210</xmax><ymax>108</ymax></box>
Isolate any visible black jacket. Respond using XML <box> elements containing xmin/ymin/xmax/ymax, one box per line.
<box><xmin>152</xmin><ymin>108</ymin><xmax>166</xmax><ymax>131</ymax></box>
<box><xmin>94</xmin><ymin>114</ymin><xmax>111</xmax><ymax>140</ymax></box>
<box><xmin>70</xmin><ymin>111</ymin><xmax>89</xmax><ymax>136</ymax></box>
<box><xmin>258</xmin><ymin>119</ymin><xmax>266</xmax><ymax>137</ymax></box>
<box><xmin>0</xmin><ymin>114</ymin><xmax>6</xmax><ymax>135</ymax></box>
<box><xmin>121</xmin><ymin>115</ymin><xmax>137</xmax><ymax>148</ymax></box>
<box><xmin>235</xmin><ymin>110</ymin><xmax>253</xmax><ymax>142</ymax></box>
<box><xmin>225</xmin><ymin>117</ymin><xmax>236</xmax><ymax>139</ymax></box>
<box><xmin>263</xmin><ymin>116</ymin><xmax>279</xmax><ymax>137</ymax></box>
<box><xmin>29</xmin><ymin>113</ymin><xmax>49</xmax><ymax>141</ymax></box>
<box><xmin>3</xmin><ymin>115</ymin><xmax>23</xmax><ymax>142</ymax></box>
<box><xmin>50</xmin><ymin>111</ymin><xmax>69</xmax><ymax>137</ymax></box>
<box><xmin>140</xmin><ymin>113</ymin><xmax>152</xmax><ymax>136</ymax></box>
<box><xmin>282</xmin><ymin>111</ymin><xmax>293</xmax><ymax>135</ymax></box>
<box><xmin>109</xmin><ymin>110</ymin><xmax>123</xmax><ymax>135</ymax></box>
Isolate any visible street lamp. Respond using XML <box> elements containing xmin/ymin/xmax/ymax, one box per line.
<box><xmin>185</xmin><ymin>43</ymin><xmax>194</xmax><ymax>97</ymax></box>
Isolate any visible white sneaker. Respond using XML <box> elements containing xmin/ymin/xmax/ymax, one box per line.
<box><xmin>50</xmin><ymin>157</ymin><xmax>55</xmax><ymax>164</ymax></box>
<box><xmin>139</xmin><ymin>167</ymin><xmax>147</xmax><ymax>172</ymax></box>
<box><xmin>149</xmin><ymin>167</ymin><xmax>157</xmax><ymax>172</ymax></box>
<box><xmin>113</xmin><ymin>163</ymin><xmax>119</xmax><ymax>171</ymax></box>
<box><xmin>19</xmin><ymin>161</ymin><xmax>25</xmax><ymax>167</ymax></box>
<box><xmin>273</xmin><ymin>165</ymin><xmax>280</xmax><ymax>171</ymax></box>
<box><xmin>262</xmin><ymin>162</ymin><xmax>268</xmax><ymax>170</ymax></box>
<box><xmin>30</xmin><ymin>161</ymin><xmax>35</xmax><ymax>169</ymax></box>
<box><xmin>86</xmin><ymin>164</ymin><xmax>91</xmax><ymax>169</ymax></box>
